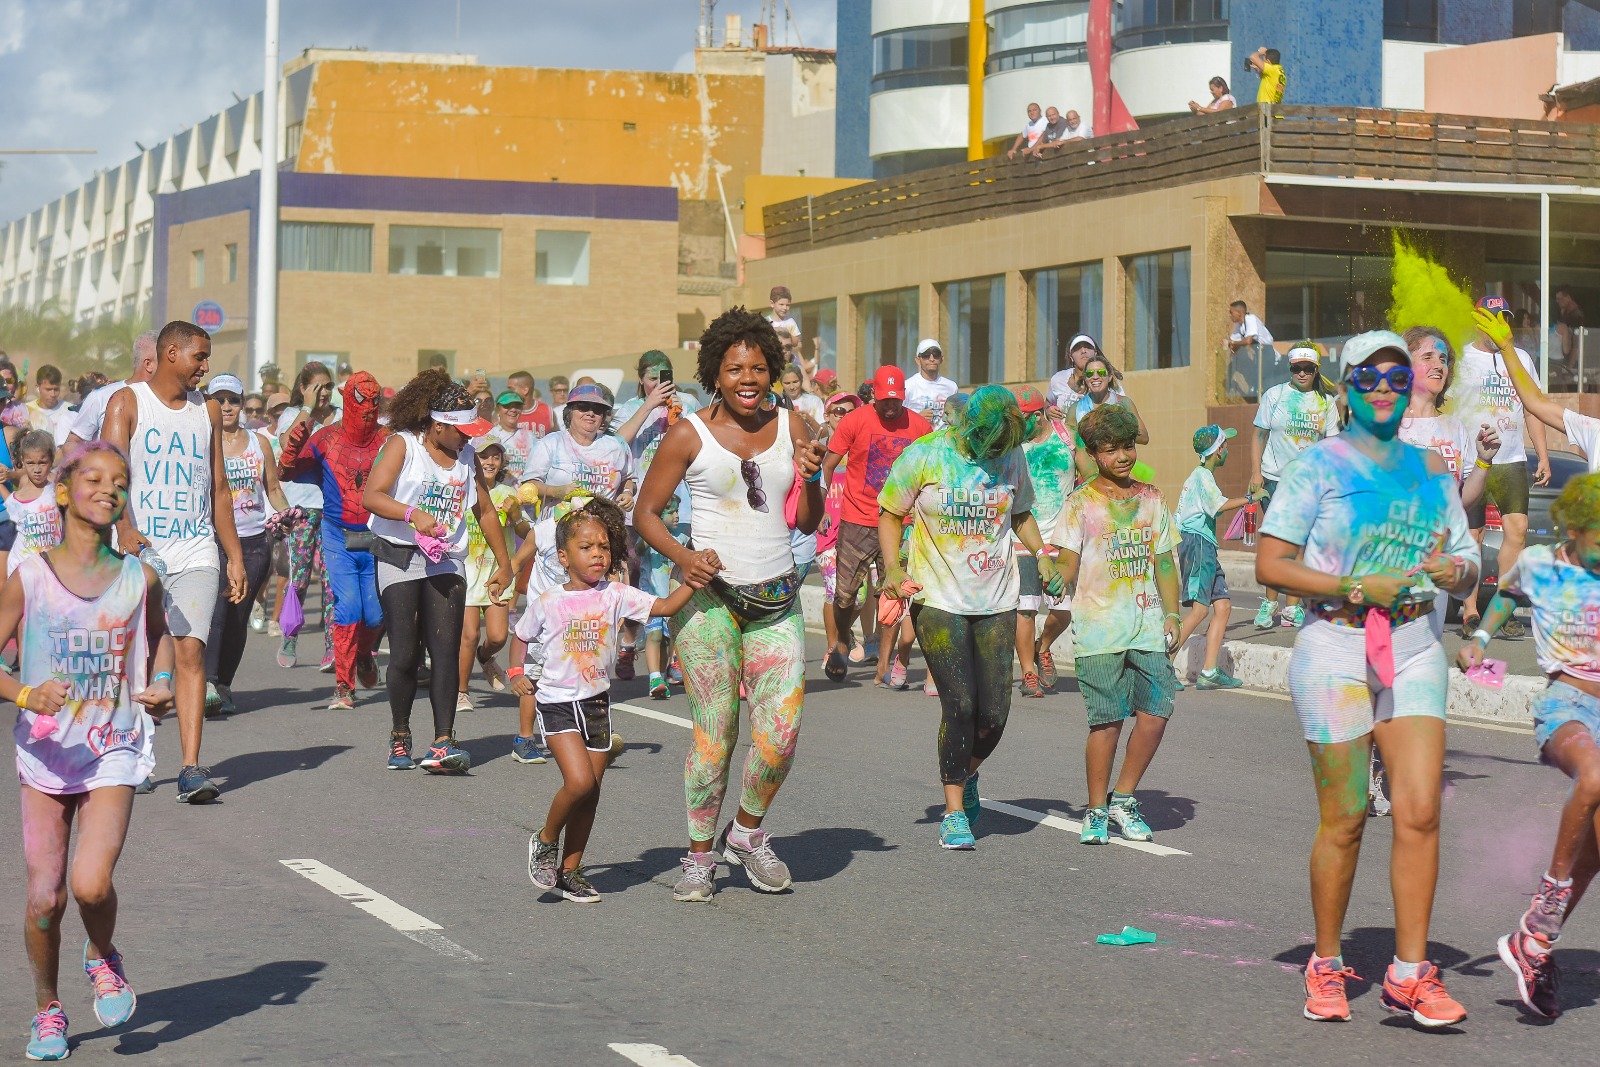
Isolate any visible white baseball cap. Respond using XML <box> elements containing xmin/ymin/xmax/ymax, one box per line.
<box><xmin>916</xmin><ymin>338</ymin><xmax>942</xmax><ymax>356</ymax></box>
<box><xmin>1339</xmin><ymin>330</ymin><xmax>1410</xmax><ymax>374</ymax></box>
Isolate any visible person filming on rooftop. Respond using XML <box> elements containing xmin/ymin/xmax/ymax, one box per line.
<box><xmin>1188</xmin><ymin>77</ymin><xmax>1236</xmax><ymax>114</ymax></box>
<box><xmin>1247</xmin><ymin>47</ymin><xmax>1286</xmax><ymax>104</ymax></box>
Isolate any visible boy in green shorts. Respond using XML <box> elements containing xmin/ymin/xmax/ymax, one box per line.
<box><xmin>1172</xmin><ymin>424</ymin><xmax>1258</xmax><ymax>690</ymax></box>
<box><xmin>1050</xmin><ymin>405</ymin><xmax>1181</xmax><ymax>845</ymax></box>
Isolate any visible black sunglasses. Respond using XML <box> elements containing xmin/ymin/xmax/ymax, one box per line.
<box><xmin>740</xmin><ymin>459</ymin><xmax>766</xmax><ymax>511</ymax></box>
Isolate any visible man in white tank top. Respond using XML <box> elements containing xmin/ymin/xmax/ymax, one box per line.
<box><xmin>102</xmin><ymin>321</ymin><xmax>246</xmax><ymax>804</ymax></box>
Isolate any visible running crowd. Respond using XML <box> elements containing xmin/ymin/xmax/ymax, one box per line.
<box><xmin>11</xmin><ymin>285</ymin><xmax>1600</xmax><ymax>1057</ymax></box>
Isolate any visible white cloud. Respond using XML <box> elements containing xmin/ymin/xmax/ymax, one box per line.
<box><xmin>0</xmin><ymin>4</ymin><xmax>24</xmax><ymax>55</ymax></box>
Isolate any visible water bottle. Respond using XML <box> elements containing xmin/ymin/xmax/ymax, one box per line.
<box><xmin>1243</xmin><ymin>501</ymin><xmax>1258</xmax><ymax>547</ymax></box>
<box><xmin>138</xmin><ymin>547</ymin><xmax>167</xmax><ymax>577</ymax></box>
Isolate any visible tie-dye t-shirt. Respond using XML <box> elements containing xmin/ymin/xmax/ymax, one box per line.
<box><xmin>4</xmin><ymin>489</ymin><xmax>63</xmax><ymax>575</ymax></box>
<box><xmin>1254</xmin><ymin>383</ymin><xmax>1340</xmax><ymax>480</ymax></box>
<box><xmin>1499</xmin><ymin>544</ymin><xmax>1600</xmax><ymax>681</ymax></box>
<box><xmin>1259</xmin><ymin>436</ymin><xmax>1476</xmax><ymax>610</ymax></box>
<box><xmin>514</xmin><ymin>580</ymin><xmax>658</xmax><ymax>702</ymax></box>
<box><xmin>1399</xmin><ymin>415</ymin><xmax>1477</xmax><ymax>486</ymax></box>
<box><xmin>1457</xmin><ymin>343</ymin><xmax>1539</xmax><ymax>463</ymax></box>
<box><xmin>13</xmin><ymin>553</ymin><xmax>154</xmax><ymax>794</ymax></box>
<box><xmin>1052</xmin><ymin>483</ymin><xmax>1179</xmax><ymax>656</ymax></box>
<box><xmin>1172</xmin><ymin>466</ymin><xmax>1226</xmax><ymax>544</ymax></box>
<box><xmin>1014</xmin><ymin>429</ymin><xmax>1076</xmax><ymax>555</ymax></box>
<box><xmin>878</xmin><ymin>431</ymin><xmax>1034</xmax><ymax>616</ymax></box>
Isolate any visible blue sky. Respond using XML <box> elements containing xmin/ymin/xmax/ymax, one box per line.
<box><xmin>0</xmin><ymin>0</ymin><xmax>837</xmax><ymax>222</ymax></box>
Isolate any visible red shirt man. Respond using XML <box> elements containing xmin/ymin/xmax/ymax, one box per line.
<box><xmin>818</xmin><ymin>364</ymin><xmax>933</xmax><ymax>680</ymax></box>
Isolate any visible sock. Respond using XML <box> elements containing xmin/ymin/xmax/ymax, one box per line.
<box><xmin>1525</xmin><ymin>933</ymin><xmax>1554</xmax><ymax>955</ymax></box>
<box><xmin>1111</xmin><ymin>790</ymin><xmax>1134</xmax><ymax>806</ymax></box>
<box><xmin>1544</xmin><ymin>871</ymin><xmax>1575</xmax><ymax>888</ymax></box>
<box><xmin>1391</xmin><ymin>957</ymin><xmax>1421</xmax><ymax>981</ymax></box>
<box><xmin>687</xmin><ymin>850</ymin><xmax>716</xmax><ymax>866</ymax></box>
<box><xmin>1309</xmin><ymin>951</ymin><xmax>1344</xmax><ymax>970</ymax></box>
<box><xmin>728</xmin><ymin>821</ymin><xmax>760</xmax><ymax>848</ymax></box>
<box><xmin>649</xmin><ymin>672</ymin><xmax>664</xmax><ymax>684</ymax></box>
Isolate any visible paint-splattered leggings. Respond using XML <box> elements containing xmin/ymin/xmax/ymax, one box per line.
<box><xmin>913</xmin><ymin>604</ymin><xmax>1017</xmax><ymax>785</ymax></box>
<box><xmin>284</xmin><ymin>508</ymin><xmax>333</xmax><ymax>653</ymax></box>
<box><xmin>671</xmin><ymin>587</ymin><xmax>806</xmax><ymax>843</ymax></box>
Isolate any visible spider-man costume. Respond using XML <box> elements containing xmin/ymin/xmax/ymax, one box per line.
<box><xmin>280</xmin><ymin>371</ymin><xmax>388</xmax><ymax>696</ymax></box>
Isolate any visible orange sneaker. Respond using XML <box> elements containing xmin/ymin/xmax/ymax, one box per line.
<box><xmin>1303</xmin><ymin>956</ymin><xmax>1358</xmax><ymax>1021</ymax></box>
<box><xmin>1381</xmin><ymin>961</ymin><xmax>1467</xmax><ymax>1028</ymax></box>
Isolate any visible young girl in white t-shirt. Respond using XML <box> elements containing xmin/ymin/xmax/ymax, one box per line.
<box><xmin>0</xmin><ymin>432</ymin><xmax>63</xmax><ymax>578</ymax></box>
<box><xmin>509</xmin><ymin>495</ymin><xmax>693</xmax><ymax>903</ymax></box>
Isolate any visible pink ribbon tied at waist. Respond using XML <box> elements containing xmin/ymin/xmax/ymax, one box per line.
<box><xmin>1365</xmin><ymin>608</ymin><xmax>1395</xmax><ymax>688</ymax></box>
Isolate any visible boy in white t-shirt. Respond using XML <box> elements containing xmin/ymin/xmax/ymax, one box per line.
<box><xmin>1171</xmin><ymin>425</ymin><xmax>1258</xmax><ymax>690</ymax></box>
<box><xmin>767</xmin><ymin>285</ymin><xmax>802</xmax><ymax>363</ymax></box>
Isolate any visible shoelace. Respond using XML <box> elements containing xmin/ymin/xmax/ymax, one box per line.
<box><xmin>34</xmin><ymin>1008</ymin><xmax>67</xmax><ymax>1039</ymax></box>
<box><xmin>680</xmin><ymin>857</ymin><xmax>714</xmax><ymax>884</ymax></box>
<box><xmin>1113</xmin><ymin>798</ymin><xmax>1145</xmax><ymax>824</ymax></box>
<box><xmin>1306</xmin><ymin>963</ymin><xmax>1359</xmax><ymax>999</ymax></box>
<box><xmin>390</xmin><ymin>737</ymin><xmax>410</xmax><ymax>758</ymax></box>
<box><xmin>1406</xmin><ymin>966</ymin><xmax>1454</xmax><ymax>1005</ymax></box>
<box><xmin>85</xmin><ymin>957</ymin><xmax>126</xmax><ymax>998</ymax></box>
<box><xmin>1535</xmin><ymin>881</ymin><xmax>1574</xmax><ymax>920</ymax></box>
<box><xmin>562</xmin><ymin>869</ymin><xmax>595</xmax><ymax>893</ymax></box>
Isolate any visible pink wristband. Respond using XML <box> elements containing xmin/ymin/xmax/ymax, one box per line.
<box><xmin>404</xmin><ymin>505</ymin><xmax>416</xmax><ymax>525</ymax></box>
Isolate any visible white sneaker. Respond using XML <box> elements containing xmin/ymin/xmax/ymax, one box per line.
<box><xmin>923</xmin><ymin>674</ymin><xmax>939</xmax><ymax>697</ymax></box>
<box><xmin>455</xmin><ymin>692</ymin><xmax>474</xmax><ymax>713</ymax></box>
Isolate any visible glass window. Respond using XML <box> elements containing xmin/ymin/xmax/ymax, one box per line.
<box><xmin>1485</xmin><ymin>259</ymin><xmax>1600</xmax><ymax>391</ymax></box>
<box><xmin>987</xmin><ymin>1</ymin><xmax>1090</xmax><ymax>74</ymax></box>
<box><xmin>280</xmin><ymin>222</ymin><xmax>372</xmax><ymax>273</ymax></box>
<box><xmin>535</xmin><ymin>231</ymin><xmax>590</xmax><ymax>286</ymax></box>
<box><xmin>792</xmin><ymin>298</ymin><xmax>839</xmax><ymax>374</ymax></box>
<box><xmin>225</xmin><ymin>243</ymin><xmax>238</xmax><ymax>283</ymax></box>
<box><xmin>1113</xmin><ymin>0</ymin><xmax>1229</xmax><ymax>51</ymax></box>
<box><xmin>1383</xmin><ymin>0</ymin><xmax>1437</xmax><ymax>42</ymax></box>
<box><xmin>872</xmin><ymin>25</ymin><xmax>969</xmax><ymax>93</ymax></box>
<box><xmin>1264</xmin><ymin>250</ymin><xmax>1393</xmax><ymax>345</ymax></box>
<box><xmin>1125</xmin><ymin>250</ymin><xmax>1190</xmax><ymax>371</ymax></box>
<box><xmin>388</xmin><ymin>226</ymin><xmax>501</xmax><ymax>278</ymax></box>
<box><xmin>190</xmin><ymin>250</ymin><xmax>204</xmax><ymax>288</ymax></box>
<box><xmin>942</xmin><ymin>276</ymin><xmax>1006</xmax><ymax>386</ymax></box>
<box><xmin>1032</xmin><ymin>263</ymin><xmax>1104</xmax><ymax>378</ymax></box>
<box><xmin>858</xmin><ymin>288</ymin><xmax>920</xmax><ymax>370</ymax></box>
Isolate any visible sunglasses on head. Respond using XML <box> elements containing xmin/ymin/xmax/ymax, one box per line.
<box><xmin>1347</xmin><ymin>365</ymin><xmax>1413</xmax><ymax>394</ymax></box>
<box><xmin>740</xmin><ymin>459</ymin><xmax>767</xmax><ymax>511</ymax></box>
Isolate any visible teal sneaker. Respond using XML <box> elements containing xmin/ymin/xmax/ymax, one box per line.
<box><xmin>939</xmin><ymin>810</ymin><xmax>976</xmax><ymax>850</ymax></box>
<box><xmin>1080</xmin><ymin>807</ymin><xmax>1110</xmax><ymax>844</ymax></box>
<box><xmin>1196</xmin><ymin>668</ymin><xmax>1243</xmax><ymax>690</ymax></box>
<box><xmin>962</xmin><ymin>772</ymin><xmax>981</xmax><ymax>827</ymax></box>
<box><xmin>83</xmin><ymin>941</ymin><xmax>136</xmax><ymax>1027</ymax></box>
<box><xmin>1109</xmin><ymin>794</ymin><xmax>1154</xmax><ymax>842</ymax></box>
<box><xmin>1253</xmin><ymin>600</ymin><xmax>1276</xmax><ymax>629</ymax></box>
<box><xmin>26</xmin><ymin>1002</ymin><xmax>68</xmax><ymax>1061</ymax></box>
<box><xmin>1282</xmin><ymin>604</ymin><xmax>1305</xmax><ymax>629</ymax></box>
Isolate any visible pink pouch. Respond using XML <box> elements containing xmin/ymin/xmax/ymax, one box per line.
<box><xmin>28</xmin><ymin>714</ymin><xmax>58</xmax><ymax>742</ymax></box>
<box><xmin>877</xmin><ymin>580</ymin><xmax>923</xmax><ymax>627</ymax></box>
<box><xmin>415</xmin><ymin>533</ymin><xmax>450</xmax><ymax>564</ymax></box>
<box><xmin>279</xmin><ymin>582</ymin><xmax>305</xmax><ymax>637</ymax></box>
<box><xmin>1222</xmin><ymin>506</ymin><xmax>1249</xmax><ymax>543</ymax></box>
<box><xmin>1466</xmin><ymin>659</ymin><xmax>1508</xmax><ymax>688</ymax></box>
<box><xmin>784</xmin><ymin>462</ymin><xmax>804</xmax><ymax>528</ymax></box>
<box><xmin>1364</xmin><ymin>608</ymin><xmax>1396</xmax><ymax>688</ymax></box>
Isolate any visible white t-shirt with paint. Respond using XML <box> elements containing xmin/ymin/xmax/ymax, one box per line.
<box><xmin>1456</xmin><ymin>342</ymin><xmax>1540</xmax><ymax>463</ymax></box>
<box><xmin>514</xmin><ymin>580</ymin><xmax>658</xmax><ymax>703</ymax></box>
<box><xmin>523</xmin><ymin>430</ymin><xmax>636</xmax><ymax>501</ymax></box>
<box><xmin>1254</xmin><ymin>383</ymin><xmax>1340</xmax><ymax>481</ymax></box>
<box><xmin>1399</xmin><ymin>414</ymin><xmax>1478</xmax><ymax>486</ymax></box>
<box><xmin>903</xmin><ymin>374</ymin><xmax>959</xmax><ymax>425</ymax></box>
<box><xmin>1563</xmin><ymin>408</ymin><xmax>1600</xmax><ymax>472</ymax></box>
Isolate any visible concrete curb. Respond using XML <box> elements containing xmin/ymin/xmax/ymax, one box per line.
<box><xmin>800</xmin><ymin>585</ymin><xmax>1536</xmax><ymax>727</ymax></box>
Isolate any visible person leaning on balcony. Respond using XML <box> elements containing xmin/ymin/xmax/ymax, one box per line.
<box><xmin>1228</xmin><ymin>300</ymin><xmax>1274</xmax><ymax>355</ymax></box>
<box><xmin>1188</xmin><ymin>76</ymin><xmax>1236</xmax><ymax>114</ymax></box>
<box><xmin>1247</xmin><ymin>47</ymin><xmax>1286</xmax><ymax>105</ymax></box>
<box><xmin>1006</xmin><ymin>102</ymin><xmax>1048</xmax><ymax>160</ymax></box>
<box><xmin>1062</xmin><ymin>109</ymin><xmax>1092</xmax><ymax>140</ymax></box>
<box><xmin>1024</xmin><ymin>107</ymin><xmax>1069</xmax><ymax>158</ymax></box>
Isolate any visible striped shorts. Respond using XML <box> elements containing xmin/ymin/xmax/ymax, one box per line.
<box><xmin>1287</xmin><ymin>616</ymin><xmax>1447</xmax><ymax>745</ymax></box>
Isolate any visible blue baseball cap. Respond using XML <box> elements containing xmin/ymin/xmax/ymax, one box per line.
<box><xmin>1476</xmin><ymin>294</ymin><xmax>1513</xmax><ymax>319</ymax></box>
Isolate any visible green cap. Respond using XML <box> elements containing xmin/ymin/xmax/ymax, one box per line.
<box><xmin>495</xmin><ymin>391</ymin><xmax>523</xmax><ymax>407</ymax></box>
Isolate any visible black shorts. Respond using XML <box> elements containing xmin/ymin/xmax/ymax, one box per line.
<box><xmin>1466</xmin><ymin>461</ymin><xmax>1531</xmax><ymax>526</ymax></box>
<box><xmin>536</xmin><ymin>693</ymin><xmax>613</xmax><ymax>752</ymax></box>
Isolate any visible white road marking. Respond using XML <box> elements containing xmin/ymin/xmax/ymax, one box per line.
<box><xmin>612</xmin><ymin>701</ymin><xmax>693</xmax><ymax>729</ymax></box>
<box><xmin>978</xmin><ymin>798</ymin><xmax>1191</xmax><ymax>857</ymax></box>
<box><xmin>610</xmin><ymin>1043</ymin><xmax>704</xmax><ymax>1066</ymax></box>
<box><xmin>280</xmin><ymin>859</ymin><xmax>484</xmax><ymax>961</ymax></box>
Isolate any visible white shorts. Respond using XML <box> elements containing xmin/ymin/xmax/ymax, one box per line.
<box><xmin>164</xmin><ymin>566</ymin><xmax>220</xmax><ymax>640</ymax></box>
<box><xmin>1287</xmin><ymin>616</ymin><xmax>1447</xmax><ymax>745</ymax></box>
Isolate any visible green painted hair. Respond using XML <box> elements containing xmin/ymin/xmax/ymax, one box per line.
<box><xmin>952</xmin><ymin>385</ymin><xmax>1024</xmax><ymax>462</ymax></box>
<box><xmin>1552</xmin><ymin>472</ymin><xmax>1600</xmax><ymax>532</ymax></box>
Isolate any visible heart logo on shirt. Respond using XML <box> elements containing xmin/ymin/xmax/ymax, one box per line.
<box><xmin>966</xmin><ymin>551</ymin><xmax>1004</xmax><ymax>577</ymax></box>
<box><xmin>87</xmin><ymin>720</ymin><xmax>112</xmax><ymax>756</ymax></box>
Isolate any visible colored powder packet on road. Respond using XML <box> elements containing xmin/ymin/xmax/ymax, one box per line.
<box><xmin>1096</xmin><ymin>926</ymin><xmax>1157</xmax><ymax>946</ymax></box>
<box><xmin>1465</xmin><ymin>659</ymin><xmax>1507</xmax><ymax>688</ymax></box>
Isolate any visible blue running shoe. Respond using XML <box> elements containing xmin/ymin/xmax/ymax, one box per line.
<box><xmin>387</xmin><ymin>733</ymin><xmax>415</xmax><ymax>770</ymax></box>
<box><xmin>939</xmin><ymin>810</ymin><xmax>976</xmax><ymax>850</ymax></box>
<box><xmin>26</xmin><ymin>1002</ymin><xmax>68</xmax><ymax>1061</ymax></box>
<box><xmin>83</xmin><ymin>941</ymin><xmax>135</xmax><ymax>1027</ymax></box>
<box><xmin>1196</xmin><ymin>668</ymin><xmax>1243</xmax><ymax>691</ymax></box>
<box><xmin>1080</xmin><ymin>807</ymin><xmax>1110</xmax><ymax>844</ymax></box>
<box><xmin>174</xmin><ymin>765</ymin><xmax>219</xmax><ymax>804</ymax></box>
<box><xmin>1109</xmin><ymin>794</ymin><xmax>1154</xmax><ymax>842</ymax></box>
<box><xmin>963</xmin><ymin>772</ymin><xmax>981</xmax><ymax>828</ymax></box>
<box><xmin>419</xmin><ymin>738</ymin><xmax>470</xmax><ymax>774</ymax></box>
<box><xmin>511</xmin><ymin>736</ymin><xmax>548</xmax><ymax>764</ymax></box>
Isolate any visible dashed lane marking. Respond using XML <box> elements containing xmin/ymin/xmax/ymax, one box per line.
<box><xmin>612</xmin><ymin>702</ymin><xmax>693</xmax><ymax>729</ymax></box>
<box><xmin>978</xmin><ymin>798</ymin><xmax>1191</xmax><ymax>857</ymax></box>
<box><xmin>610</xmin><ymin>1044</ymin><xmax>705</xmax><ymax>1067</ymax></box>
<box><xmin>279</xmin><ymin>859</ymin><xmax>483</xmax><ymax>962</ymax></box>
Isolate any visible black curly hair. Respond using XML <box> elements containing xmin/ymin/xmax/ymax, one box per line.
<box><xmin>388</xmin><ymin>368</ymin><xmax>475</xmax><ymax>434</ymax></box>
<box><xmin>696</xmin><ymin>307</ymin><xmax>785</xmax><ymax>395</ymax></box>
<box><xmin>555</xmin><ymin>492</ymin><xmax>629</xmax><ymax>570</ymax></box>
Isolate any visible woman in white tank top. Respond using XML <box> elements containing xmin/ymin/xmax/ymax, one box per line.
<box><xmin>362</xmin><ymin>370</ymin><xmax>513</xmax><ymax>777</ymax></box>
<box><xmin>634</xmin><ymin>309</ymin><xmax>827</xmax><ymax>902</ymax></box>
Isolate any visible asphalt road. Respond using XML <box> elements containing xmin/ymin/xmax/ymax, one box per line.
<box><xmin>0</xmin><ymin>623</ymin><xmax>1592</xmax><ymax>1066</ymax></box>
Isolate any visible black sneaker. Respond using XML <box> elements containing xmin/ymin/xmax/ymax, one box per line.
<box><xmin>174</xmin><ymin>765</ymin><xmax>219</xmax><ymax>804</ymax></box>
<box><xmin>1501</xmin><ymin>617</ymin><xmax>1528</xmax><ymax>640</ymax></box>
<box><xmin>557</xmin><ymin>867</ymin><xmax>600</xmax><ymax>903</ymax></box>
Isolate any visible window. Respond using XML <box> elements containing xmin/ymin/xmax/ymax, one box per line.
<box><xmin>986</xmin><ymin>1</ymin><xmax>1090</xmax><ymax>75</ymax></box>
<box><xmin>388</xmin><ymin>226</ymin><xmax>502</xmax><ymax>278</ymax></box>
<box><xmin>418</xmin><ymin>349</ymin><xmax>455</xmax><ymax>375</ymax></box>
<box><xmin>280</xmin><ymin>222</ymin><xmax>372</xmax><ymax>273</ymax></box>
<box><xmin>858</xmin><ymin>288</ymin><xmax>920</xmax><ymax>369</ymax></box>
<box><xmin>226</xmin><ymin>243</ymin><xmax>238</xmax><ymax>283</ymax></box>
<box><xmin>1383</xmin><ymin>0</ymin><xmax>1437</xmax><ymax>42</ymax></box>
<box><xmin>1125</xmin><ymin>250</ymin><xmax>1190</xmax><ymax>371</ymax></box>
<box><xmin>535</xmin><ymin>231</ymin><xmax>590</xmax><ymax>286</ymax></box>
<box><xmin>871</xmin><ymin>24</ymin><xmax>969</xmax><ymax>93</ymax></box>
<box><xmin>190</xmin><ymin>249</ymin><xmax>204</xmax><ymax>288</ymax></box>
<box><xmin>792</xmin><ymin>298</ymin><xmax>839</xmax><ymax>374</ymax></box>
<box><xmin>1113</xmin><ymin>0</ymin><xmax>1229</xmax><ymax>52</ymax></box>
<box><xmin>1264</xmin><ymin>250</ymin><xmax>1393</xmax><ymax>344</ymax></box>
<box><xmin>1032</xmin><ymin>263</ymin><xmax>1104</xmax><ymax>378</ymax></box>
<box><xmin>1513</xmin><ymin>0</ymin><xmax>1563</xmax><ymax>38</ymax></box>
<box><xmin>297</xmin><ymin>351</ymin><xmax>347</xmax><ymax>374</ymax></box>
<box><xmin>942</xmin><ymin>276</ymin><xmax>1005</xmax><ymax>386</ymax></box>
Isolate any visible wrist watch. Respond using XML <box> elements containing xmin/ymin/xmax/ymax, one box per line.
<box><xmin>1345</xmin><ymin>578</ymin><xmax>1366</xmax><ymax>606</ymax></box>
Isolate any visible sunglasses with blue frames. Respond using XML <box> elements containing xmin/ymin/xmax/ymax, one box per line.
<box><xmin>1346</xmin><ymin>365</ymin><xmax>1414</xmax><ymax>394</ymax></box>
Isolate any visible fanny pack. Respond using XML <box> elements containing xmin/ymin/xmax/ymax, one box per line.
<box><xmin>711</xmin><ymin>569</ymin><xmax>801</xmax><ymax>620</ymax></box>
<box><xmin>372</xmin><ymin>537</ymin><xmax>418</xmax><ymax>570</ymax></box>
<box><xmin>342</xmin><ymin>529</ymin><xmax>377</xmax><ymax>553</ymax></box>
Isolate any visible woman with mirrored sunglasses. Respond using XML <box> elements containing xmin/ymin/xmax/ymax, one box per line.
<box><xmin>1256</xmin><ymin>331</ymin><xmax>1480</xmax><ymax>1028</ymax></box>
<box><xmin>1065</xmin><ymin>353</ymin><xmax>1149</xmax><ymax>445</ymax></box>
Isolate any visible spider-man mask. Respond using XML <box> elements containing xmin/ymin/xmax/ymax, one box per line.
<box><xmin>343</xmin><ymin>371</ymin><xmax>382</xmax><ymax>443</ymax></box>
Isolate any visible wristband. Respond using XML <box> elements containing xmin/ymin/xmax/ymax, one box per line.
<box><xmin>404</xmin><ymin>505</ymin><xmax>417</xmax><ymax>525</ymax></box>
<box><xmin>1471</xmin><ymin>629</ymin><xmax>1492</xmax><ymax>646</ymax></box>
<box><xmin>1164</xmin><ymin>612</ymin><xmax>1181</xmax><ymax>622</ymax></box>
<box><xmin>15</xmin><ymin>685</ymin><xmax>31</xmax><ymax>711</ymax></box>
<box><xmin>153</xmin><ymin>672</ymin><xmax>173</xmax><ymax>685</ymax></box>
<box><xmin>805</xmin><ymin>468</ymin><xmax>823</xmax><ymax>483</ymax></box>
<box><xmin>1475</xmin><ymin>458</ymin><xmax>1492</xmax><ymax>470</ymax></box>
<box><xmin>506</xmin><ymin>665</ymin><xmax>525</xmax><ymax>679</ymax></box>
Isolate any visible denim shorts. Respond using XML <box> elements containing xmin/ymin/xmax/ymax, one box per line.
<box><xmin>1532</xmin><ymin>680</ymin><xmax>1600</xmax><ymax>754</ymax></box>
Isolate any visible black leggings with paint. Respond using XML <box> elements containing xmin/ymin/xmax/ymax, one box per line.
<box><xmin>913</xmin><ymin>604</ymin><xmax>1017</xmax><ymax>785</ymax></box>
<box><xmin>380</xmin><ymin>572</ymin><xmax>467</xmax><ymax>738</ymax></box>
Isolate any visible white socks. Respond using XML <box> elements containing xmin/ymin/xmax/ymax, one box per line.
<box><xmin>727</xmin><ymin>821</ymin><xmax>760</xmax><ymax>849</ymax></box>
<box><xmin>1390</xmin><ymin>957</ymin><xmax>1421</xmax><ymax>981</ymax></box>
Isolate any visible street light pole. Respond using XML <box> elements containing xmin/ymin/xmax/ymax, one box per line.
<box><xmin>254</xmin><ymin>0</ymin><xmax>281</xmax><ymax>385</ymax></box>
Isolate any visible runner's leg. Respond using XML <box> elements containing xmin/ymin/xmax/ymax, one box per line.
<box><xmin>420</xmin><ymin>573</ymin><xmax>468</xmax><ymax>740</ymax></box>
<box><xmin>672</xmin><ymin>589</ymin><xmax>743</xmax><ymax>847</ymax></box>
<box><xmin>20</xmin><ymin>786</ymin><xmax>74</xmax><ymax>1009</ymax></box>
<box><xmin>733</xmin><ymin>609</ymin><xmax>807</xmax><ymax>829</ymax></box>
<box><xmin>68</xmin><ymin>786</ymin><xmax>134</xmax><ymax>961</ymax></box>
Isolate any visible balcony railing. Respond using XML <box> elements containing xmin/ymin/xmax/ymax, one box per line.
<box><xmin>765</xmin><ymin>105</ymin><xmax>1600</xmax><ymax>255</ymax></box>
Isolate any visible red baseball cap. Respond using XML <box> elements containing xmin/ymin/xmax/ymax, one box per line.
<box><xmin>1017</xmin><ymin>386</ymin><xmax>1046</xmax><ymax>414</ymax></box>
<box><xmin>872</xmin><ymin>365</ymin><xmax>906</xmax><ymax>401</ymax></box>
<box><xmin>814</xmin><ymin>368</ymin><xmax>838</xmax><ymax>385</ymax></box>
